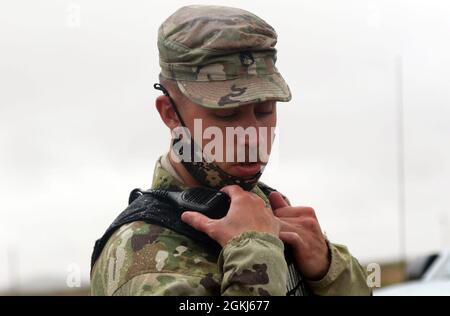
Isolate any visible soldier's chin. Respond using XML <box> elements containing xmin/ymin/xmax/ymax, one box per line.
<box><xmin>226</xmin><ymin>162</ymin><xmax>262</xmax><ymax>177</ymax></box>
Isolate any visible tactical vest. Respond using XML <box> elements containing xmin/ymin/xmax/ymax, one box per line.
<box><xmin>91</xmin><ymin>184</ymin><xmax>311</xmax><ymax>296</ymax></box>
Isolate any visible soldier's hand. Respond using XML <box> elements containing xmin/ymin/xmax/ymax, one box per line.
<box><xmin>181</xmin><ymin>185</ymin><xmax>280</xmax><ymax>247</ymax></box>
<box><xmin>269</xmin><ymin>192</ymin><xmax>331</xmax><ymax>281</ymax></box>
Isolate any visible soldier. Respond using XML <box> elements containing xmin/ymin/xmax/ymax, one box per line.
<box><xmin>90</xmin><ymin>5</ymin><xmax>372</xmax><ymax>296</ymax></box>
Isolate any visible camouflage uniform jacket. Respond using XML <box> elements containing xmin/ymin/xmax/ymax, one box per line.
<box><xmin>90</xmin><ymin>155</ymin><xmax>371</xmax><ymax>296</ymax></box>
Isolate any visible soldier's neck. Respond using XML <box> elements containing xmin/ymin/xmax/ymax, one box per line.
<box><xmin>168</xmin><ymin>150</ymin><xmax>201</xmax><ymax>188</ymax></box>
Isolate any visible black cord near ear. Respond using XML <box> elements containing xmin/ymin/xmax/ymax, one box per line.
<box><xmin>153</xmin><ymin>83</ymin><xmax>169</xmax><ymax>96</ymax></box>
<box><xmin>153</xmin><ymin>82</ymin><xmax>187</xmax><ymax>127</ymax></box>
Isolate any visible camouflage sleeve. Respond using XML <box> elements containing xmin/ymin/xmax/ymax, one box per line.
<box><xmin>218</xmin><ymin>231</ymin><xmax>288</xmax><ymax>296</ymax></box>
<box><xmin>306</xmin><ymin>241</ymin><xmax>372</xmax><ymax>296</ymax></box>
<box><xmin>109</xmin><ymin>230</ymin><xmax>288</xmax><ymax>296</ymax></box>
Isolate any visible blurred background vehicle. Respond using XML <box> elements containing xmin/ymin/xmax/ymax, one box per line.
<box><xmin>376</xmin><ymin>250</ymin><xmax>450</xmax><ymax>295</ymax></box>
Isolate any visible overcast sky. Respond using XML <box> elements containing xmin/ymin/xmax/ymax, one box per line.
<box><xmin>1</xmin><ymin>0</ymin><xmax>449</xmax><ymax>291</ymax></box>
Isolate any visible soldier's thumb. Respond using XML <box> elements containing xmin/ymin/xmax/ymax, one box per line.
<box><xmin>181</xmin><ymin>211</ymin><xmax>215</xmax><ymax>234</ymax></box>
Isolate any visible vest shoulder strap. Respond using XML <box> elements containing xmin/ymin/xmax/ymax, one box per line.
<box><xmin>90</xmin><ymin>191</ymin><xmax>221</xmax><ymax>270</ymax></box>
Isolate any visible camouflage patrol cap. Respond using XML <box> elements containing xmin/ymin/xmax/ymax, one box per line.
<box><xmin>157</xmin><ymin>5</ymin><xmax>292</xmax><ymax>108</ymax></box>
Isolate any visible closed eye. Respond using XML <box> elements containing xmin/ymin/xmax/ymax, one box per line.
<box><xmin>254</xmin><ymin>102</ymin><xmax>275</xmax><ymax>115</ymax></box>
<box><xmin>214</xmin><ymin>108</ymin><xmax>238</xmax><ymax>118</ymax></box>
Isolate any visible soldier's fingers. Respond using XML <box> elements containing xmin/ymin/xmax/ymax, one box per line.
<box><xmin>279</xmin><ymin>232</ymin><xmax>305</xmax><ymax>250</ymax></box>
<box><xmin>269</xmin><ymin>191</ymin><xmax>289</xmax><ymax>210</ymax></box>
<box><xmin>278</xmin><ymin>217</ymin><xmax>300</xmax><ymax>225</ymax></box>
<box><xmin>279</xmin><ymin>219</ymin><xmax>298</xmax><ymax>232</ymax></box>
<box><xmin>279</xmin><ymin>219</ymin><xmax>310</xmax><ymax>235</ymax></box>
<box><xmin>220</xmin><ymin>185</ymin><xmax>244</xmax><ymax>199</ymax></box>
<box><xmin>279</xmin><ymin>217</ymin><xmax>322</xmax><ymax>236</ymax></box>
<box><xmin>274</xmin><ymin>206</ymin><xmax>317</xmax><ymax>219</ymax></box>
<box><xmin>181</xmin><ymin>211</ymin><xmax>215</xmax><ymax>234</ymax></box>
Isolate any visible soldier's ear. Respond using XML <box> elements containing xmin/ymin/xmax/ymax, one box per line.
<box><xmin>155</xmin><ymin>95</ymin><xmax>181</xmax><ymax>129</ymax></box>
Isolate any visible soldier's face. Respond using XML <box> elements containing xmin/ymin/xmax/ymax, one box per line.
<box><xmin>179</xmin><ymin>100</ymin><xmax>277</xmax><ymax>178</ymax></box>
